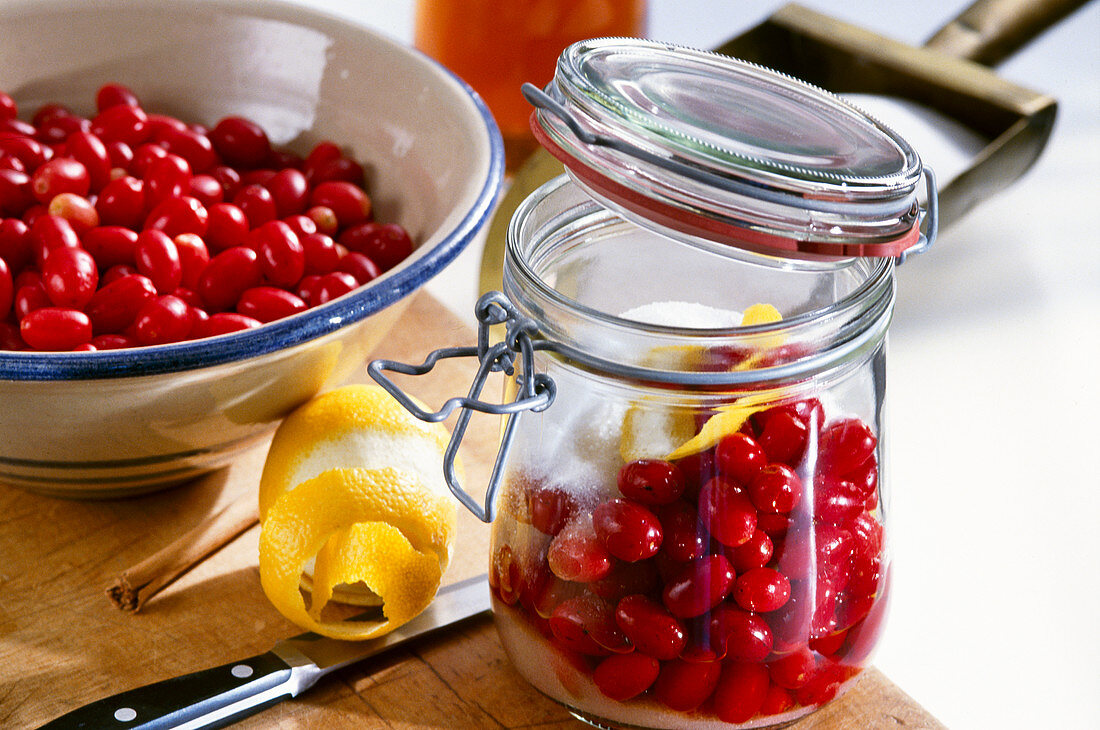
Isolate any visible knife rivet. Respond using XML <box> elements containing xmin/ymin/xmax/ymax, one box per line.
<box><xmin>114</xmin><ymin>707</ymin><xmax>137</xmax><ymax>722</ymax></box>
<box><xmin>231</xmin><ymin>664</ymin><xmax>255</xmax><ymax>679</ymax></box>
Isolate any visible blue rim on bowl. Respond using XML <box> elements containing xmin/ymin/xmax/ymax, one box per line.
<box><xmin>0</xmin><ymin>17</ymin><xmax>504</xmax><ymax>381</ymax></box>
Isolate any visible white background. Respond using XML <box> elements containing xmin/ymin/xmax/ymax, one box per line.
<box><xmin>251</xmin><ymin>1</ymin><xmax>1100</xmax><ymax>727</ymax></box>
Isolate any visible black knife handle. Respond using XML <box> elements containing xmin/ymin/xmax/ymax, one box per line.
<box><xmin>38</xmin><ymin>652</ymin><xmax>296</xmax><ymax>730</ymax></box>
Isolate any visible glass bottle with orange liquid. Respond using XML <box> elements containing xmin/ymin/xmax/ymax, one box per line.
<box><xmin>415</xmin><ymin>0</ymin><xmax>647</xmax><ymax>170</ymax></box>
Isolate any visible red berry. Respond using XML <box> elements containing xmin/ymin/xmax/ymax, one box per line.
<box><xmin>820</xmin><ymin>418</ymin><xmax>877</xmax><ymax>476</ymax></box>
<box><xmin>41</xmin><ymin>246</ymin><xmax>98</xmax><ymax>308</ymax></box>
<box><xmin>796</xmin><ymin>659</ymin><xmax>850</xmax><ymax>708</ymax></box>
<box><xmin>662</xmin><ymin>554</ymin><xmax>735</xmax><ymax>618</ymax></box>
<box><xmin>90</xmin><ymin>333</ymin><xmax>137</xmax><ymax>350</ymax></box>
<box><xmin>0</xmin><ymin>218</ymin><xmax>31</xmax><ymax>272</ymax></box>
<box><xmin>187</xmin><ymin>174</ymin><xmax>224</xmax><ymax>207</ymax></box>
<box><xmin>173</xmin><ymin>233</ymin><xmax>210</xmax><ymax>290</ymax></box>
<box><xmin>617</xmin><ymin>459</ymin><xmax>685</xmax><ymax>505</ymax></box>
<box><xmin>336</xmin><ymin>251</ymin><xmax>380</xmax><ymax>286</ymax></box>
<box><xmin>760</xmin><ymin>684</ymin><xmax>795</xmax><ymax>716</ymax></box>
<box><xmin>548</xmin><ymin>595</ymin><xmax>628</xmax><ymax>655</ymax></box>
<box><xmin>727</xmin><ymin>529</ymin><xmax>773</xmax><ymax>572</ymax></box>
<box><xmin>306</xmin><ymin>205</ymin><xmax>339</xmax><ymax>236</ymax></box>
<box><xmin>14</xmin><ymin>281</ymin><xmax>50</xmax><ymax>320</ymax></box>
<box><xmin>65</xmin><ymin>131</ymin><xmax>112</xmax><ymax>191</ymax></box>
<box><xmin>589</xmin><ymin>560</ymin><xmax>659</xmax><ymax>604</ymax></box>
<box><xmin>593</xmin><ymin>653</ymin><xmax>659</xmax><ymax>701</ymax></box>
<box><xmin>0</xmin><ymin>168</ymin><xmax>33</xmax><ymax>216</ymax></box>
<box><xmin>0</xmin><ymin>92</ymin><xmax>16</xmax><ymax>120</ymax></box>
<box><xmin>313</xmin><ymin>270</ymin><xmax>358</xmax><ymax>305</ymax></box>
<box><xmin>658</xmin><ymin>500</ymin><xmax>709</xmax><ymax>562</ymax></box>
<box><xmin>191</xmin><ymin>311</ymin><xmax>261</xmax><ymax>338</ymax></box>
<box><xmin>143</xmin><ymin>153</ymin><xmax>192</xmax><ymax>205</ymax></box>
<box><xmin>310</xmin><ymin>181</ymin><xmax>371</xmax><ymax>228</ymax></box>
<box><xmin>197</xmin><ymin>246</ymin><xmax>262</xmax><ymax>312</ymax></box>
<box><xmin>82</xmin><ymin>225</ymin><xmax>139</xmax><ymax>269</ymax></box>
<box><xmin>233</xmin><ymin>184</ymin><xmax>278</xmax><ymax>228</ymax></box>
<box><xmin>593</xmin><ymin>498</ymin><xmax>663</xmax><ymax>562</ymax></box>
<box><xmin>526</xmin><ymin>485</ymin><xmax>576</xmax><ymax>536</ymax></box>
<box><xmin>209</xmin><ymin>117</ymin><xmax>271</xmax><ymax>169</ymax></box>
<box><xmin>734</xmin><ymin>567</ymin><xmax>791</xmax><ymax>613</ymax></box>
<box><xmin>251</xmin><ymin>221</ymin><xmax>305</xmax><ymax>287</ymax></box>
<box><xmin>768</xmin><ymin>645</ymin><xmax>815</xmax><ymax>689</ymax></box>
<box><xmin>236</xmin><ymin>286</ymin><xmax>306</xmax><ymax>323</ymax></box>
<box><xmin>713</xmin><ymin>661</ymin><xmax>769</xmax><ymax>723</ymax></box>
<box><xmin>0</xmin><ymin>257</ymin><xmax>11</xmax><ymax>320</ymax></box>
<box><xmin>48</xmin><ymin>193</ymin><xmax>98</xmax><ymax>234</ymax></box>
<box><xmin>748</xmin><ymin>463</ymin><xmax>803</xmax><ymax>514</ymax></box>
<box><xmin>300</xmin><ymin>232</ymin><xmax>341</xmax><ymax>275</ymax></box>
<box><xmin>95</xmin><ymin>175</ymin><xmax>145</xmax><ymax>228</ymax></box>
<box><xmin>614</xmin><ymin>594</ymin><xmax>686</xmax><ymax>660</ymax></box>
<box><xmin>20</xmin><ymin>307</ymin><xmax>92</xmax><ymax>350</ymax></box>
<box><xmin>715</xmin><ymin>432</ymin><xmax>766</xmax><ymax>484</ymax></box>
<box><xmin>546</xmin><ymin>519</ymin><xmax>613</xmax><ymax>583</ymax></box>
<box><xmin>134</xmin><ymin>230</ymin><xmax>182</xmax><ymax>293</ymax></box>
<box><xmin>144</xmin><ymin>194</ymin><xmax>208</xmax><ymax>239</ymax></box>
<box><xmin>339</xmin><ymin>221</ymin><xmax>414</xmax><ymax>273</ymax></box>
<box><xmin>814</xmin><ymin>476</ymin><xmax>866</xmax><ymax>523</ymax></box>
<box><xmin>91</xmin><ymin>103</ymin><xmax>148</xmax><ymax>146</ymax></box>
<box><xmin>95</xmin><ymin>83</ymin><xmax>140</xmax><ymax>111</ymax></box>
<box><xmin>698</xmin><ymin>476</ymin><xmax>757</xmax><ymax>547</ymax></box>
<box><xmin>709</xmin><ymin>603</ymin><xmax>773</xmax><ymax>662</ymax></box>
<box><xmin>264</xmin><ymin>168</ymin><xmax>308</xmax><ymax>217</ymax></box>
<box><xmin>204</xmin><ymin>202</ymin><xmax>250</xmax><ymax>252</ymax></box>
<box><xmin>154</xmin><ymin>126</ymin><xmax>217</xmax><ymax>173</ymax></box>
<box><xmin>132</xmin><ymin>294</ymin><xmax>193</xmax><ymax>345</ymax></box>
<box><xmin>757</xmin><ymin>408</ymin><xmax>809</xmax><ymax>466</ymax></box>
<box><xmin>810</xmin><ymin>628</ymin><xmax>849</xmax><ymax>657</ymax></box>
<box><xmin>653</xmin><ymin>659</ymin><xmax>721</xmax><ymax>712</ymax></box>
<box><xmin>85</xmin><ymin>274</ymin><xmax>157</xmax><ymax>334</ymax></box>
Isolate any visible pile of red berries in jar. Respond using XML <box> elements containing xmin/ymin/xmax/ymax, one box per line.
<box><xmin>0</xmin><ymin>83</ymin><xmax>414</xmax><ymax>351</ymax></box>
<box><xmin>490</xmin><ymin>397</ymin><xmax>889</xmax><ymax>728</ymax></box>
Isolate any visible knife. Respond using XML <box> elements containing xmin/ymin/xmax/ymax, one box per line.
<box><xmin>39</xmin><ymin>574</ymin><xmax>492</xmax><ymax>730</ymax></box>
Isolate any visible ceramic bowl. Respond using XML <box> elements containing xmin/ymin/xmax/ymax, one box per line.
<box><xmin>0</xmin><ymin>0</ymin><xmax>503</xmax><ymax>497</ymax></box>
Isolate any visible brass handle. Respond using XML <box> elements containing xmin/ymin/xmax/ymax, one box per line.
<box><xmin>924</xmin><ymin>0</ymin><xmax>1090</xmax><ymax>65</ymax></box>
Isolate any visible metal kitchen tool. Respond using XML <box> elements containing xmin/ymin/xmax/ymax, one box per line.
<box><xmin>38</xmin><ymin>574</ymin><xmax>491</xmax><ymax>730</ymax></box>
<box><xmin>479</xmin><ymin>0</ymin><xmax>1087</xmax><ymax>296</ymax></box>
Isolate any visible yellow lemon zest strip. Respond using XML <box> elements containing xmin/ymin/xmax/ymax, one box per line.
<box><xmin>663</xmin><ymin>393</ymin><xmax>773</xmax><ymax>461</ymax></box>
<box><xmin>258</xmin><ymin>466</ymin><xmax>455</xmax><ymax>640</ymax></box>
<box><xmin>731</xmin><ymin>303</ymin><xmax>785</xmax><ymax>372</ymax></box>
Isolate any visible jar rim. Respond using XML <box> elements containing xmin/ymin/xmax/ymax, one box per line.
<box><xmin>505</xmin><ymin>175</ymin><xmax>896</xmax><ymax>386</ymax></box>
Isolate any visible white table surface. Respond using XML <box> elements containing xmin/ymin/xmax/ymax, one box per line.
<box><xmin>287</xmin><ymin>2</ymin><xmax>1099</xmax><ymax>728</ymax></box>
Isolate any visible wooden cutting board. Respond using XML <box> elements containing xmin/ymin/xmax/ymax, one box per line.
<box><xmin>0</xmin><ymin>291</ymin><xmax>946</xmax><ymax>729</ymax></box>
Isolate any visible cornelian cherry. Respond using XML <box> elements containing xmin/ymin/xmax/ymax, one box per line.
<box><xmin>715</xmin><ymin>432</ymin><xmax>766</xmax><ymax>485</ymax></box>
<box><xmin>593</xmin><ymin>498</ymin><xmax>663</xmax><ymax>562</ymax></box>
<box><xmin>698</xmin><ymin>476</ymin><xmax>757</xmax><ymax>547</ymax></box>
<box><xmin>653</xmin><ymin>659</ymin><xmax>721</xmax><ymax>712</ymax></box>
<box><xmin>662</xmin><ymin>554</ymin><xmax>735</xmax><ymax>618</ymax></box>
<box><xmin>617</xmin><ymin>459</ymin><xmax>685</xmax><ymax>505</ymax></box>
<box><xmin>593</xmin><ymin>653</ymin><xmax>659</xmax><ymax>701</ymax></box>
<box><xmin>614</xmin><ymin>594</ymin><xmax>686</xmax><ymax>660</ymax></box>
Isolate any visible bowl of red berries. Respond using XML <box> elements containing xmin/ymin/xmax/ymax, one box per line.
<box><xmin>0</xmin><ymin>0</ymin><xmax>504</xmax><ymax>496</ymax></box>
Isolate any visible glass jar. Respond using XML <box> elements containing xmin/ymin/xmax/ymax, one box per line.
<box><xmin>372</xmin><ymin>37</ymin><xmax>935</xmax><ymax>729</ymax></box>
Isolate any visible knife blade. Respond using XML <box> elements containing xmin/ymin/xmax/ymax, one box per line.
<box><xmin>39</xmin><ymin>574</ymin><xmax>491</xmax><ymax>730</ymax></box>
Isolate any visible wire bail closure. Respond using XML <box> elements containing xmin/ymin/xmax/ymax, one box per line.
<box><xmin>367</xmin><ymin>292</ymin><xmax>556</xmax><ymax>523</ymax></box>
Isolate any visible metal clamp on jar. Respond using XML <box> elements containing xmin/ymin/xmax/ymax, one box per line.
<box><xmin>370</xmin><ymin>38</ymin><xmax>937</xmax><ymax>729</ymax></box>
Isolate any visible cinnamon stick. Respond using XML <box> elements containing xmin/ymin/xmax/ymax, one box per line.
<box><xmin>106</xmin><ymin>481</ymin><xmax>259</xmax><ymax>612</ymax></box>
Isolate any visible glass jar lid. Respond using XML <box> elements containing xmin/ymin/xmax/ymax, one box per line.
<box><xmin>526</xmin><ymin>38</ymin><xmax>935</xmax><ymax>261</ymax></box>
